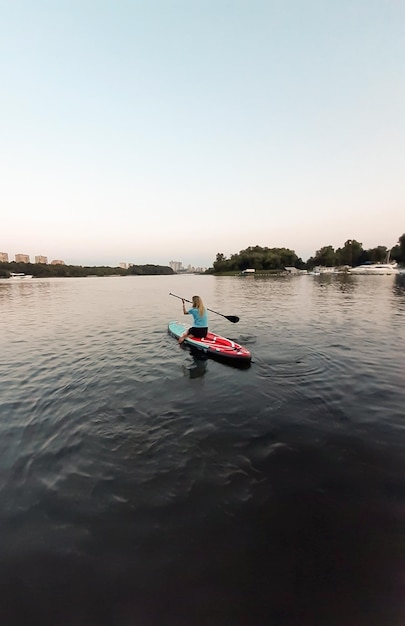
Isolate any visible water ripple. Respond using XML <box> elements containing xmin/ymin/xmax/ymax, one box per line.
<box><xmin>0</xmin><ymin>275</ymin><xmax>403</xmax><ymax>625</ymax></box>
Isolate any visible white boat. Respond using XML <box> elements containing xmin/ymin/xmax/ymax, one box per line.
<box><xmin>9</xmin><ymin>272</ymin><xmax>33</xmax><ymax>279</ymax></box>
<box><xmin>349</xmin><ymin>262</ymin><xmax>398</xmax><ymax>275</ymax></box>
<box><xmin>349</xmin><ymin>249</ymin><xmax>399</xmax><ymax>275</ymax></box>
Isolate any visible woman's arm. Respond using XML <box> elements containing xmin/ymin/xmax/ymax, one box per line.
<box><xmin>182</xmin><ymin>299</ymin><xmax>188</xmax><ymax>315</ymax></box>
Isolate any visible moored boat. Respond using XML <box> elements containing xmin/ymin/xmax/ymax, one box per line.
<box><xmin>9</xmin><ymin>272</ymin><xmax>33</xmax><ymax>279</ymax></box>
<box><xmin>349</xmin><ymin>249</ymin><xmax>399</xmax><ymax>275</ymax></box>
<box><xmin>168</xmin><ymin>321</ymin><xmax>252</xmax><ymax>366</ymax></box>
<box><xmin>349</xmin><ymin>262</ymin><xmax>398</xmax><ymax>275</ymax></box>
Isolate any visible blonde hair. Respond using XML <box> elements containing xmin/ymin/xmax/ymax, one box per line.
<box><xmin>192</xmin><ymin>295</ymin><xmax>205</xmax><ymax>317</ymax></box>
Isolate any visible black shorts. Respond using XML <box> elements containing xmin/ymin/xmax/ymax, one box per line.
<box><xmin>189</xmin><ymin>327</ymin><xmax>208</xmax><ymax>338</ymax></box>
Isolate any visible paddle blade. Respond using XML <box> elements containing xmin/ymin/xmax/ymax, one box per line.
<box><xmin>225</xmin><ymin>315</ymin><xmax>240</xmax><ymax>323</ymax></box>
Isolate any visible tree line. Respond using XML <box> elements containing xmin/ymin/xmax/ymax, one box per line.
<box><xmin>210</xmin><ymin>247</ymin><xmax>306</xmax><ymax>273</ymax></box>
<box><xmin>0</xmin><ymin>262</ymin><xmax>174</xmax><ymax>279</ymax></box>
<box><xmin>2</xmin><ymin>233</ymin><xmax>403</xmax><ymax>278</ymax></box>
<box><xmin>210</xmin><ymin>234</ymin><xmax>405</xmax><ymax>273</ymax></box>
<box><xmin>306</xmin><ymin>235</ymin><xmax>405</xmax><ymax>269</ymax></box>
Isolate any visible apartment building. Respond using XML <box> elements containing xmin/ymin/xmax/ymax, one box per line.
<box><xmin>15</xmin><ymin>254</ymin><xmax>30</xmax><ymax>263</ymax></box>
<box><xmin>0</xmin><ymin>252</ymin><xmax>9</xmax><ymax>262</ymax></box>
<box><xmin>35</xmin><ymin>255</ymin><xmax>48</xmax><ymax>264</ymax></box>
<box><xmin>169</xmin><ymin>260</ymin><xmax>183</xmax><ymax>272</ymax></box>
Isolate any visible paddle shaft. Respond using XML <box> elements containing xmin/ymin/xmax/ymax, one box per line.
<box><xmin>169</xmin><ymin>293</ymin><xmax>239</xmax><ymax>323</ymax></box>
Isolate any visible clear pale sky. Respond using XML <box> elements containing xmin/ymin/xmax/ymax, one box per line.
<box><xmin>1</xmin><ymin>0</ymin><xmax>404</xmax><ymax>267</ymax></box>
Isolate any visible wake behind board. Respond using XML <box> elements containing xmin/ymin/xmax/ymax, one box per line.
<box><xmin>168</xmin><ymin>321</ymin><xmax>252</xmax><ymax>365</ymax></box>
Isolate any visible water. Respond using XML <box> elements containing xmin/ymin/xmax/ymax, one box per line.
<box><xmin>0</xmin><ymin>274</ymin><xmax>404</xmax><ymax>626</ymax></box>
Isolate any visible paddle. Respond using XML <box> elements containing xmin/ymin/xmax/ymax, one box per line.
<box><xmin>169</xmin><ymin>293</ymin><xmax>240</xmax><ymax>323</ymax></box>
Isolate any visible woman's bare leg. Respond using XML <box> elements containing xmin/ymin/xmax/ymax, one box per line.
<box><xmin>178</xmin><ymin>332</ymin><xmax>189</xmax><ymax>344</ymax></box>
<box><xmin>179</xmin><ymin>331</ymin><xmax>195</xmax><ymax>344</ymax></box>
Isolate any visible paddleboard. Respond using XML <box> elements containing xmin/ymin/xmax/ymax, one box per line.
<box><xmin>168</xmin><ymin>321</ymin><xmax>252</xmax><ymax>365</ymax></box>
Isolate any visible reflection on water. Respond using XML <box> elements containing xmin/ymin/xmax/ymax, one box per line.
<box><xmin>182</xmin><ymin>351</ymin><xmax>209</xmax><ymax>378</ymax></box>
<box><xmin>394</xmin><ymin>272</ymin><xmax>405</xmax><ymax>295</ymax></box>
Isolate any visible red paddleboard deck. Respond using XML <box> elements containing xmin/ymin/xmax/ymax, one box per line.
<box><xmin>168</xmin><ymin>321</ymin><xmax>252</xmax><ymax>365</ymax></box>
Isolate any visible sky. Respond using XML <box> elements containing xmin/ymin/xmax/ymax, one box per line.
<box><xmin>1</xmin><ymin>0</ymin><xmax>404</xmax><ymax>267</ymax></box>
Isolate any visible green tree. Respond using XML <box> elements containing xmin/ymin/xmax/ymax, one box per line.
<box><xmin>335</xmin><ymin>239</ymin><xmax>363</xmax><ymax>266</ymax></box>
<box><xmin>367</xmin><ymin>246</ymin><xmax>387</xmax><ymax>263</ymax></box>
<box><xmin>312</xmin><ymin>245</ymin><xmax>336</xmax><ymax>267</ymax></box>
<box><xmin>394</xmin><ymin>233</ymin><xmax>405</xmax><ymax>263</ymax></box>
<box><xmin>211</xmin><ymin>246</ymin><xmax>300</xmax><ymax>272</ymax></box>
<box><xmin>213</xmin><ymin>253</ymin><xmax>229</xmax><ymax>272</ymax></box>
<box><xmin>127</xmin><ymin>264</ymin><xmax>173</xmax><ymax>275</ymax></box>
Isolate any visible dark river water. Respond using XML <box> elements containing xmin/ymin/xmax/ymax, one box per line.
<box><xmin>0</xmin><ymin>274</ymin><xmax>404</xmax><ymax>626</ymax></box>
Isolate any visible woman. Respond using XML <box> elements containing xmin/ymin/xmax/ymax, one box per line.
<box><xmin>178</xmin><ymin>295</ymin><xmax>208</xmax><ymax>344</ymax></box>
